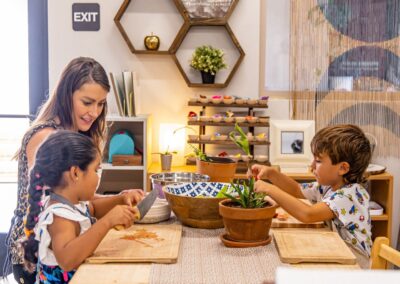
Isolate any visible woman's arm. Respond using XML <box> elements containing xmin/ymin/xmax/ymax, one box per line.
<box><xmin>48</xmin><ymin>205</ymin><xmax>137</xmax><ymax>271</ymax></box>
<box><xmin>255</xmin><ymin>180</ymin><xmax>334</xmax><ymax>223</ymax></box>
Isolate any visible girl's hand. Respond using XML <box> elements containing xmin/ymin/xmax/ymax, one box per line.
<box><xmin>103</xmin><ymin>205</ymin><xmax>138</xmax><ymax>229</ymax></box>
<box><xmin>120</xmin><ymin>189</ymin><xmax>145</xmax><ymax>207</ymax></box>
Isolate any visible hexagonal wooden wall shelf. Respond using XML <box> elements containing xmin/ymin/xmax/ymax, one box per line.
<box><xmin>172</xmin><ymin>24</ymin><xmax>245</xmax><ymax>88</ymax></box>
<box><xmin>114</xmin><ymin>0</ymin><xmax>188</xmax><ymax>54</ymax></box>
<box><xmin>173</xmin><ymin>0</ymin><xmax>239</xmax><ymax>25</ymax></box>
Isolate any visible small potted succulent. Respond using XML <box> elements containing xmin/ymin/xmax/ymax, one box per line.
<box><xmin>190</xmin><ymin>45</ymin><xmax>227</xmax><ymax>84</ymax></box>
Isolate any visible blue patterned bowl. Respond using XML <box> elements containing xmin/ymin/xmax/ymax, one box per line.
<box><xmin>164</xmin><ymin>182</ymin><xmax>240</xmax><ymax>229</ymax></box>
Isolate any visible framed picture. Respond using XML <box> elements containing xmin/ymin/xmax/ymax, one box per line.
<box><xmin>270</xmin><ymin>120</ymin><xmax>315</xmax><ymax>173</ymax></box>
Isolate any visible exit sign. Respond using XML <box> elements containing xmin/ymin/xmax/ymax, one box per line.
<box><xmin>72</xmin><ymin>3</ymin><xmax>100</xmax><ymax>31</ymax></box>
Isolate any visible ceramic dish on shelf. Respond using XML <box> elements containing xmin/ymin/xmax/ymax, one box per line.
<box><xmin>223</xmin><ymin>98</ymin><xmax>234</xmax><ymax>104</ymax></box>
<box><xmin>214</xmin><ymin>134</ymin><xmax>228</xmax><ymax>141</ymax></box>
<box><xmin>223</xmin><ymin>117</ymin><xmax>234</xmax><ymax>123</ymax></box>
<box><xmin>199</xmin><ymin>97</ymin><xmax>210</xmax><ymax>104</ymax></box>
<box><xmin>235</xmin><ymin>98</ymin><xmax>245</xmax><ymax>104</ymax></box>
<box><xmin>235</xmin><ymin>117</ymin><xmax>246</xmax><ymax>123</ymax></box>
<box><xmin>188</xmin><ymin>134</ymin><xmax>199</xmax><ymax>141</ymax></box>
<box><xmin>255</xmin><ymin>155</ymin><xmax>268</xmax><ymax>162</ymax></box>
<box><xmin>366</xmin><ymin>164</ymin><xmax>386</xmax><ymax>175</ymax></box>
<box><xmin>247</xmin><ymin>99</ymin><xmax>258</xmax><ymax>105</ymax></box>
<box><xmin>189</xmin><ymin>97</ymin><xmax>198</xmax><ymax>103</ymax></box>
<box><xmin>200</xmin><ymin>134</ymin><xmax>211</xmax><ymax>141</ymax></box>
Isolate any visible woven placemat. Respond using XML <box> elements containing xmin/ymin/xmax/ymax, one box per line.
<box><xmin>150</xmin><ymin>225</ymin><xmax>286</xmax><ymax>284</ymax></box>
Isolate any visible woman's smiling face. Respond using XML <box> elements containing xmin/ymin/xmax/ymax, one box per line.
<box><xmin>72</xmin><ymin>82</ymin><xmax>107</xmax><ymax>132</ymax></box>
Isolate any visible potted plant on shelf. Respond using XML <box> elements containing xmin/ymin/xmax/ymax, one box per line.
<box><xmin>190</xmin><ymin>45</ymin><xmax>227</xmax><ymax>84</ymax></box>
<box><xmin>152</xmin><ymin>147</ymin><xmax>177</xmax><ymax>171</ymax></box>
<box><xmin>219</xmin><ymin>177</ymin><xmax>278</xmax><ymax>247</ymax></box>
<box><xmin>188</xmin><ymin>144</ymin><xmax>237</xmax><ymax>182</ymax></box>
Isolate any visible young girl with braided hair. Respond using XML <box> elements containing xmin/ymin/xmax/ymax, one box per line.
<box><xmin>23</xmin><ymin>130</ymin><xmax>140</xmax><ymax>283</ymax></box>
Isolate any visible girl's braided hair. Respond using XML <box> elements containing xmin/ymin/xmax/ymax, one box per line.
<box><xmin>23</xmin><ymin>130</ymin><xmax>98</xmax><ymax>270</ymax></box>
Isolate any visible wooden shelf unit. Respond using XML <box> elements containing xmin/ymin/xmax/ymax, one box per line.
<box><xmin>98</xmin><ymin>115</ymin><xmax>152</xmax><ymax>194</ymax></box>
<box><xmin>187</xmin><ymin>101</ymin><xmax>270</xmax><ymax>167</ymax></box>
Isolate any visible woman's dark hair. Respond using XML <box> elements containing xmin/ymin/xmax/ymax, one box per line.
<box><xmin>19</xmin><ymin>57</ymin><xmax>110</xmax><ymax>157</ymax></box>
<box><xmin>310</xmin><ymin>124</ymin><xmax>372</xmax><ymax>184</ymax></box>
<box><xmin>23</xmin><ymin>130</ymin><xmax>98</xmax><ymax>269</ymax></box>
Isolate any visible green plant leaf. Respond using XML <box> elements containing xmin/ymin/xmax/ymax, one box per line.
<box><xmin>229</xmin><ymin>123</ymin><xmax>250</xmax><ymax>155</ymax></box>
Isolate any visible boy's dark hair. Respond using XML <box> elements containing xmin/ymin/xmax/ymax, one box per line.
<box><xmin>310</xmin><ymin>124</ymin><xmax>371</xmax><ymax>184</ymax></box>
<box><xmin>23</xmin><ymin>130</ymin><xmax>98</xmax><ymax>271</ymax></box>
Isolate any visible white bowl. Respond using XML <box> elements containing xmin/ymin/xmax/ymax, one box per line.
<box><xmin>188</xmin><ymin>116</ymin><xmax>198</xmax><ymax>122</ymax></box>
<box><xmin>200</xmin><ymin>116</ymin><xmax>211</xmax><ymax>122</ymax></box>
<box><xmin>200</xmin><ymin>134</ymin><xmax>211</xmax><ymax>140</ymax></box>
<box><xmin>189</xmin><ymin>97</ymin><xmax>198</xmax><ymax>103</ymax></box>
<box><xmin>235</xmin><ymin>117</ymin><xmax>246</xmax><ymax>123</ymax></box>
<box><xmin>135</xmin><ymin>198</ymin><xmax>171</xmax><ymax>224</ymax></box>
<box><xmin>223</xmin><ymin>98</ymin><xmax>234</xmax><ymax>104</ymax></box>
<box><xmin>255</xmin><ymin>135</ymin><xmax>267</xmax><ymax>142</ymax></box>
<box><xmin>214</xmin><ymin>134</ymin><xmax>228</xmax><ymax>141</ymax></box>
<box><xmin>247</xmin><ymin>99</ymin><xmax>258</xmax><ymax>105</ymax></box>
<box><xmin>255</xmin><ymin>155</ymin><xmax>269</xmax><ymax>163</ymax></box>
<box><xmin>259</xmin><ymin>117</ymin><xmax>269</xmax><ymax>123</ymax></box>
<box><xmin>258</xmin><ymin>99</ymin><xmax>268</xmax><ymax>105</ymax></box>
<box><xmin>188</xmin><ymin>134</ymin><xmax>199</xmax><ymax>141</ymax></box>
<box><xmin>212</xmin><ymin>116</ymin><xmax>222</xmax><ymax>123</ymax></box>
<box><xmin>223</xmin><ymin>117</ymin><xmax>234</xmax><ymax>123</ymax></box>
<box><xmin>199</xmin><ymin>97</ymin><xmax>210</xmax><ymax>103</ymax></box>
<box><xmin>241</xmin><ymin>155</ymin><xmax>251</xmax><ymax>162</ymax></box>
<box><xmin>246</xmin><ymin>117</ymin><xmax>258</xmax><ymax>123</ymax></box>
<box><xmin>235</xmin><ymin>98</ymin><xmax>245</xmax><ymax>104</ymax></box>
<box><xmin>211</xmin><ymin>98</ymin><xmax>223</xmax><ymax>104</ymax></box>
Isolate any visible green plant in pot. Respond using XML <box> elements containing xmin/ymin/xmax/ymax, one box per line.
<box><xmin>153</xmin><ymin>126</ymin><xmax>198</xmax><ymax>171</ymax></box>
<box><xmin>152</xmin><ymin>147</ymin><xmax>177</xmax><ymax>171</ymax></box>
<box><xmin>219</xmin><ymin>177</ymin><xmax>278</xmax><ymax>247</ymax></box>
<box><xmin>188</xmin><ymin>143</ymin><xmax>237</xmax><ymax>182</ymax></box>
<box><xmin>190</xmin><ymin>45</ymin><xmax>227</xmax><ymax>84</ymax></box>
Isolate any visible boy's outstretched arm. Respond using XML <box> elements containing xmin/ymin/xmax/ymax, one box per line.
<box><xmin>255</xmin><ymin>180</ymin><xmax>334</xmax><ymax>223</ymax></box>
<box><xmin>251</xmin><ymin>165</ymin><xmax>305</xmax><ymax>198</ymax></box>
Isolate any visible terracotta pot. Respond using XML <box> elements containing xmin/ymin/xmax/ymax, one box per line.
<box><xmin>219</xmin><ymin>199</ymin><xmax>278</xmax><ymax>242</ymax></box>
<box><xmin>196</xmin><ymin>157</ymin><xmax>237</xmax><ymax>182</ymax></box>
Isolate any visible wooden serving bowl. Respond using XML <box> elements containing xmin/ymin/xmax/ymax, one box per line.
<box><xmin>163</xmin><ymin>182</ymin><xmax>233</xmax><ymax>229</ymax></box>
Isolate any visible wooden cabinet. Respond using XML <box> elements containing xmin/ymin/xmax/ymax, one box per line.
<box><xmin>98</xmin><ymin>115</ymin><xmax>152</xmax><ymax>194</ymax></box>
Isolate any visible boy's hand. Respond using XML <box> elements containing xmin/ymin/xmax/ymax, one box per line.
<box><xmin>119</xmin><ymin>189</ymin><xmax>145</xmax><ymax>207</ymax></box>
<box><xmin>248</xmin><ymin>164</ymin><xmax>274</xmax><ymax>180</ymax></box>
<box><xmin>254</xmin><ymin>180</ymin><xmax>275</xmax><ymax>194</ymax></box>
<box><xmin>103</xmin><ymin>205</ymin><xmax>138</xmax><ymax>229</ymax></box>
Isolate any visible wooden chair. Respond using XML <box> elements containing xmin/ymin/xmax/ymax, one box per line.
<box><xmin>371</xmin><ymin>237</ymin><xmax>400</xmax><ymax>269</ymax></box>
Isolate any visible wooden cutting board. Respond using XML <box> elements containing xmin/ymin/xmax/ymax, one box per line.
<box><xmin>272</xmin><ymin>200</ymin><xmax>325</xmax><ymax>228</ymax></box>
<box><xmin>86</xmin><ymin>224</ymin><xmax>182</xmax><ymax>264</ymax></box>
<box><xmin>272</xmin><ymin>207</ymin><xmax>325</xmax><ymax>228</ymax></box>
<box><xmin>70</xmin><ymin>264</ymin><xmax>150</xmax><ymax>284</ymax></box>
<box><xmin>273</xmin><ymin>230</ymin><xmax>357</xmax><ymax>265</ymax></box>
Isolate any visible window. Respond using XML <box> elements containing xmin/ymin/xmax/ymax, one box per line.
<box><xmin>0</xmin><ymin>2</ymin><xmax>30</xmax><ymax>182</ymax></box>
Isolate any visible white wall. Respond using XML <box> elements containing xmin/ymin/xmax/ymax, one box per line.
<box><xmin>48</xmin><ymin>0</ymin><xmax>260</xmax><ymax>159</ymax></box>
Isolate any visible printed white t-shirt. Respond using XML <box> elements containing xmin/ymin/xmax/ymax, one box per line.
<box><xmin>300</xmin><ymin>182</ymin><xmax>372</xmax><ymax>256</ymax></box>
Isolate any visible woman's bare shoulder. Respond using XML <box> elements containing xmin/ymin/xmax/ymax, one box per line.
<box><xmin>26</xmin><ymin>127</ymin><xmax>58</xmax><ymax>166</ymax></box>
